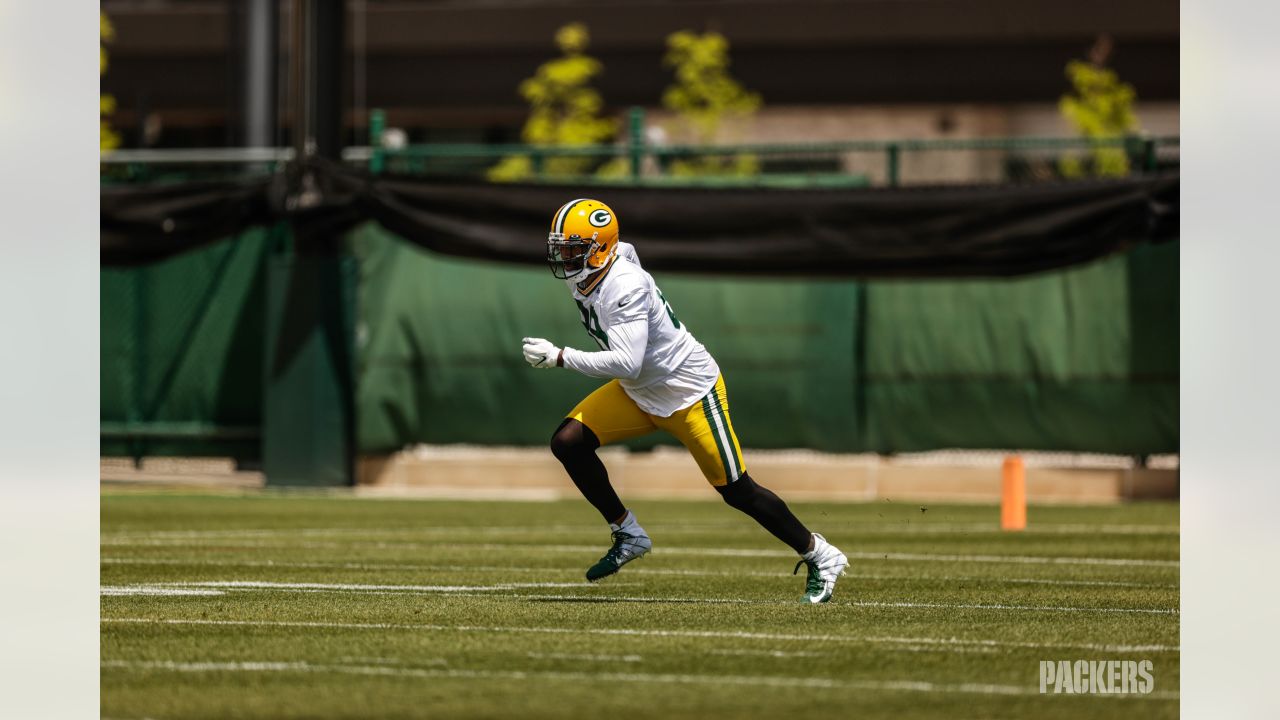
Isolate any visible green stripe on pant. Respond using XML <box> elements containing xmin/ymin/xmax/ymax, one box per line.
<box><xmin>701</xmin><ymin>394</ymin><xmax>735</xmax><ymax>482</ymax></box>
<box><xmin>709</xmin><ymin>388</ymin><xmax>745</xmax><ymax>477</ymax></box>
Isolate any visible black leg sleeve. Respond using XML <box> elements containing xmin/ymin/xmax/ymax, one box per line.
<box><xmin>716</xmin><ymin>474</ymin><xmax>813</xmax><ymax>554</ymax></box>
<box><xmin>550</xmin><ymin>419</ymin><xmax>627</xmax><ymax>524</ymax></box>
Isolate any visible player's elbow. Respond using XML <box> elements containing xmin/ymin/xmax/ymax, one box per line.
<box><xmin>619</xmin><ymin>355</ymin><xmax>643</xmax><ymax>381</ymax></box>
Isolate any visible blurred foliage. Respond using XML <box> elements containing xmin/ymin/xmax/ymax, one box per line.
<box><xmin>660</xmin><ymin>30</ymin><xmax>761</xmax><ymax>177</ymax></box>
<box><xmin>594</xmin><ymin>155</ymin><xmax>632</xmax><ymax>179</ymax></box>
<box><xmin>101</xmin><ymin>11</ymin><xmax>121</xmax><ymax>151</ymax></box>
<box><xmin>662</xmin><ymin>31</ymin><xmax>761</xmax><ymax>140</ymax></box>
<box><xmin>1058</xmin><ymin>59</ymin><xmax>1137</xmax><ymax>177</ymax></box>
<box><xmin>489</xmin><ymin>23</ymin><xmax>619</xmax><ymax>182</ymax></box>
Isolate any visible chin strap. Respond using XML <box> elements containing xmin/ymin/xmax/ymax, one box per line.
<box><xmin>583</xmin><ymin>233</ymin><xmax>603</xmax><ymax>271</ymax></box>
<box><xmin>575</xmin><ymin>251</ymin><xmax>610</xmax><ymax>290</ymax></box>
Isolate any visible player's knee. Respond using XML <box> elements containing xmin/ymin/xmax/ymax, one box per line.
<box><xmin>549</xmin><ymin>423</ymin><xmax>579</xmax><ymax>462</ymax></box>
<box><xmin>715</xmin><ymin>473</ymin><xmax>758</xmax><ymax>510</ymax></box>
<box><xmin>550</xmin><ymin>419</ymin><xmax>598</xmax><ymax>462</ymax></box>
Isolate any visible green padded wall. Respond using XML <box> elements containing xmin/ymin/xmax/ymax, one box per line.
<box><xmin>351</xmin><ymin>223</ymin><xmax>1177</xmax><ymax>455</ymax></box>
<box><xmin>101</xmin><ymin>227</ymin><xmax>274</xmax><ymax>459</ymax></box>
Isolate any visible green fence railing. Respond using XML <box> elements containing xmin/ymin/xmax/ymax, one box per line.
<box><xmin>100</xmin><ymin>111</ymin><xmax>1178</xmax><ymax>189</ymax></box>
<box><xmin>357</xmin><ymin>107</ymin><xmax>1179</xmax><ymax>187</ymax></box>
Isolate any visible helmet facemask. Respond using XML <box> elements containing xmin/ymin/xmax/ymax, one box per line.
<box><xmin>547</xmin><ymin>231</ymin><xmax>599</xmax><ymax>279</ymax></box>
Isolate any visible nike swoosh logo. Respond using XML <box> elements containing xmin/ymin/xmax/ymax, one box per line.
<box><xmin>618</xmin><ymin>298</ymin><xmax>631</xmax><ymax>308</ymax></box>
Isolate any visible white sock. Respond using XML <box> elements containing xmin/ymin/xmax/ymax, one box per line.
<box><xmin>610</xmin><ymin>510</ymin><xmax>645</xmax><ymax>536</ymax></box>
<box><xmin>802</xmin><ymin>533</ymin><xmax>824</xmax><ymax>560</ymax></box>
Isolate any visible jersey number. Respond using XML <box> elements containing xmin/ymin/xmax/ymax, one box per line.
<box><xmin>656</xmin><ymin>288</ymin><xmax>682</xmax><ymax>329</ymax></box>
<box><xmin>575</xmin><ymin>300</ymin><xmax>609</xmax><ymax>349</ymax></box>
<box><xmin>575</xmin><ymin>289</ymin><xmax>681</xmax><ymax>350</ymax></box>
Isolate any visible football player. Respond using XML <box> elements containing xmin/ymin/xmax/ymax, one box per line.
<box><xmin>521</xmin><ymin>199</ymin><xmax>849</xmax><ymax>603</ymax></box>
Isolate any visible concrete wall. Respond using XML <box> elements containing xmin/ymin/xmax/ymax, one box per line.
<box><xmin>355</xmin><ymin>447</ymin><xmax>1179</xmax><ymax>504</ymax></box>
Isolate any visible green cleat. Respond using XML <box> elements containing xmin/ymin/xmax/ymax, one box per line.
<box><xmin>793</xmin><ymin>533</ymin><xmax>849</xmax><ymax>603</ymax></box>
<box><xmin>585</xmin><ymin>529</ymin><xmax>652</xmax><ymax>582</ymax></box>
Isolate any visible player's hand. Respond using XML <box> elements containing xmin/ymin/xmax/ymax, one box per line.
<box><xmin>521</xmin><ymin>337</ymin><xmax>561</xmax><ymax>369</ymax></box>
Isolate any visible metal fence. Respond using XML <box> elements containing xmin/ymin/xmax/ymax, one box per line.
<box><xmin>354</xmin><ymin>108</ymin><xmax>1178</xmax><ymax>187</ymax></box>
<box><xmin>101</xmin><ymin>108</ymin><xmax>1179</xmax><ymax>188</ymax></box>
<box><xmin>353</xmin><ymin>135</ymin><xmax>1179</xmax><ymax>187</ymax></box>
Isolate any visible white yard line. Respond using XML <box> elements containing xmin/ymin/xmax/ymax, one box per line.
<box><xmin>707</xmin><ymin>649</ymin><xmax>826</xmax><ymax>658</ymax></box>
<box><xmin>889</xmin><ymin>644</ymin><xmax>999</xmax><ymax>655</ymax></box>
<box><xmin>498</xmin><ymin>594</ymin><xmax>755</xmax><ymax>605</ymax></box>
<box><xmin>99</xmin><ymin>557</ymin><xmax>1179</xmax><ymax>589</ymax></box>
<box><xmin>99</xmin><ymin>580</ymin><xmax>1177</xmax><ymax>614</ymax></box>
<box><xmin>505</xmin><ymin>594</ymin><xmax>1178</xmax><ymax>615</ymax></box>
<box><xmin>633</xmin><ymin>567</ymin><xmax>1172</xmax><ymax>588</ymax></box>
<box><xmin>846</xmin><ymin>600</ymin><xmax>1177</xmax><ymax>615</ymax></box>
<box><xmin>931</xmin><ymin>576</ymin><xmax>1174</xmax><ymax>589</ymax></box>
<box><xmin>99</xmin><ymin>659</ymin><xmax>1178</xmax><ymax>700</ymax></box>
<box><xmin>842</xmin><ymin>551</ymin><xmax>1177</xmax><ymax>568</ymax></box>
<box><xmin>103</xmin><ymin>526</ymin><xmax>600</xmax><ymax>540</ymax></box>
<box><xmin>100</xmin><ymin>522</ymin><xmax>1179</xmax><ymax>541</ymax></box>
<box><xmin>527</xmin><ymin>651</ymin><xmax>642</xmax><ymax>663</ymax></box>
<box><xmin>168</xmin><ymin>581</ymin><xmax>591</xmax><ymax>592</ymax></box>
<box><xmin>97</xmin><ymin>541</ymin><xmax>1179</xmax><ymax>567</ymax></box>
<box><xmin>336</xmin><ymin>656</ymin><xmax>446</xmax><ymax>666</ymax></box>
<box><xmin>106</xmin><ymin>661</ymin><xmax>306</xmax><ymax>671</ymax></box>
<box><xmin>101</xmin><ymin>617</ymin><xmax>1180</xmax><ymax>654</ymax></box>
<box><xmin>100</xmin><ymin>586</ymin><xmax>226</xmax><ymax>597</ymax></box>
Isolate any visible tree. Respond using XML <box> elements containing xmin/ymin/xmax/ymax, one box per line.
<box><xmin>488</xmin><ymin>23</ymin><xmax>618</xmax><ymax>181</ymax></box>
<box><xmin>1058</xmin><ymin>37</ymin><xmax>1138</xmax><ymax>177</ymax></box>
<box><xmin>660</xmin><ymin>30</ymin><xmax>761</xmax><ymax>176</ymax></box>
<box><xmin>101</xmin><ymin>11</ymin><xmax>121</xmax><ymax>151</ymax></box>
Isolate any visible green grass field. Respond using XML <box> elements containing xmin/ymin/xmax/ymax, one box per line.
<box><xmin>101</xmin><ymin>492</ymin><xmax>1179</xmax><ymax>719</ymax></box>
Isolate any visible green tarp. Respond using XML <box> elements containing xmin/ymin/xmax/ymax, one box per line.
<box><xmin>101</xmin><ymin>226</ymin><xmax>275</xmax><ymax>459</ymax></box>
<box><xmin>352</xmin><ymin>223</ymin><xmax>1177</xmax><ymax>455</ymax></box>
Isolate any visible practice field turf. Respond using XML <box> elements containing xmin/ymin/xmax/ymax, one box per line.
<box><xmin>101</xmin><ymin>492</ymin><xmax>1179</xmax><ymax>719</ymax></box>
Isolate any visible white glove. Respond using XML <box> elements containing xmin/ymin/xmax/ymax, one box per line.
<box><xmin>522</xmin><ymin>337</ymin><xmax>562</xmax><ymax>369</ymax></box>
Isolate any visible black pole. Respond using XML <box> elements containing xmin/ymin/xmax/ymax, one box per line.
<box><xmin>242</xmin><ymin>0</ymin><xmax>279</xmax><ymax>148</ymax></box>
<box><xmin>312</xmin><ymin>0</ymin><xmax>345</xmax><ymax>160</ymax></box>
<box><xmin>264</xmin><ymin>0</ymin><xmax>356</xmax><ymax>488</ymax></box>
<box><xmin>289</xmin><ymin>0</ymin><xmax>310</xmax><ymax>160</ymax></box>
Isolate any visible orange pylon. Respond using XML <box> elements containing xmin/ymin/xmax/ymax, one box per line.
<box><xmin>1001</xmin><ymin>455</ymin><xmax>1026</xmax><ymax>531</ymax></box>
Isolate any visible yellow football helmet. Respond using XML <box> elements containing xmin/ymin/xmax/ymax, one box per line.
<box><xmin>547</xmin><ymin>198</ymin><xmax>619</xmax><ymax>279</ymax></box>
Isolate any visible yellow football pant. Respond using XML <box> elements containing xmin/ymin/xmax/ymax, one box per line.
<box><xmin>565</xmin><ymin>374</ymin><xmax>747</xmax><ymax>487</ymax></box>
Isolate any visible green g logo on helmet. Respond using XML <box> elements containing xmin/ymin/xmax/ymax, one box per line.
<box><xmin>588</xmin><ymin>209</ymin><xmax>612</xmax><ymax>228</ymax></box>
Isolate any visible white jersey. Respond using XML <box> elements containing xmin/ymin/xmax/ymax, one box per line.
<box><xmin>560</xmin><ymin>241</ymin><xmax>720</xmax><ymax>417</ymax></box>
